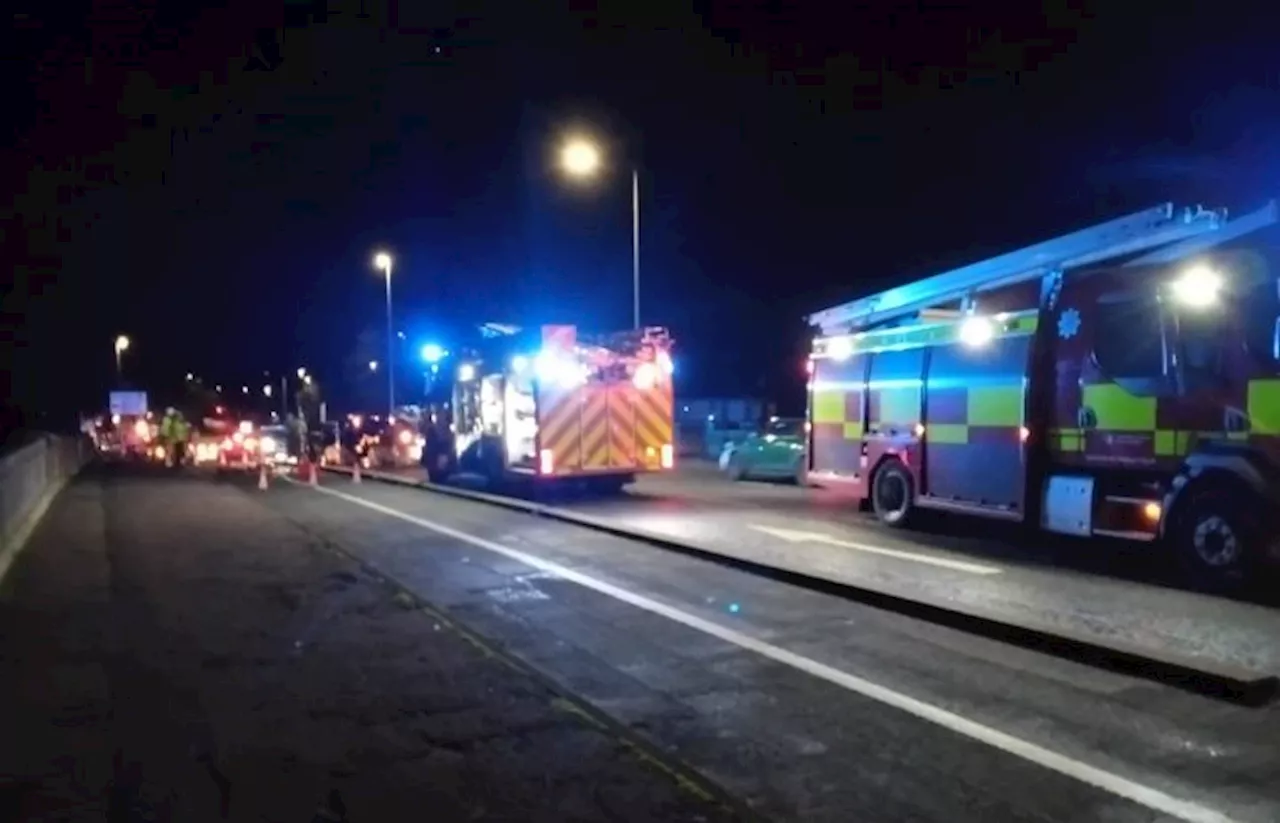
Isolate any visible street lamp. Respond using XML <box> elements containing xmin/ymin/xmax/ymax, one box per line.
<box><xmin>368</xmin><ymin>360</ymin><xmax>379</xmax><ymax>372</ymax></box>
<box><xmin>114</xmin><ymin>335</ymin><xmax>130</xmax><ymax>383</ymax></box>
<box><xmin>559</xmin><ymin>135</ymin><xmax>641</xmax><ymax>329</ymax></box>
<box><xmin>373</xmin><ymin>251</ymin><xmax>395</xmax><ymax>416</ymax></box>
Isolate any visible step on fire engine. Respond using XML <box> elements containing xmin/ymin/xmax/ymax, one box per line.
<box><xmin>806</xmin><ymin>199</ymin><xmax>1280</xmax><ymax>582</ymax></box>
<box><xmin>424</xmin><ymin>324</ymin><xmax>675</xmax><ymax>491</ymax></box>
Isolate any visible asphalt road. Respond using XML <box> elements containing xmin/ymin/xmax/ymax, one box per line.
<box><xmin>261</xmin><ymin>466</ymin><xmax>1278</xmax><ymax>822</ymax></box>
<box><xmin>358</xmin><ymin>462</ymin><xmax>1280</xmax><ymax>678</ymax></box>
<box><xmin>0</xmin><ymin>465</ymin><xmax>741</xmax><ymax>822</ymax></box>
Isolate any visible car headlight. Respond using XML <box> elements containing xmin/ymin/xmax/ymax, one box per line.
<box><xmin>260</xmin><ymin>436</ymin><xmax>277</xmax><ymax>454</ymax></box>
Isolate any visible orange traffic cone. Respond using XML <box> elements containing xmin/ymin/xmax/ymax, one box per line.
<box><xmin>258</xmin><ymin>462</ymin><xmax>269</xmax><ymax>490</ymax></box>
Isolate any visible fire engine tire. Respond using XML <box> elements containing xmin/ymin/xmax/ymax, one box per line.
<box><xmin>1168</xmin><ymin>483</ymin><xmax>1261</xmax><ymax>587</ymax></box>
<box><xmin>871</xmin><ymin>459</ymin><xmax>916</xmax><ymax>528</ymax></box>
<box><xmin>793</xmin><ymin>458</ymin><xmax>808</xmax><ymax>488</ymax></box>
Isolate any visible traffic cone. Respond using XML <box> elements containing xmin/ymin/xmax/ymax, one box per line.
<box><xmin>258</xmin><ymin>462</ymin><xmax>269</xmax><ymax>490</ymax></box>
<box><xmin>352</xmin><ymin>459</ymin><xmax>362</xmax><ymax>484</ymax></box>
<box><xmin>309</xmin><ymin>461</ymin><xmax>319</xmax><ymax>486</ymax></box>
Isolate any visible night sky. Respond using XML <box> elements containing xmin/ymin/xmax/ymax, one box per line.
<box><xmin>5</xmin><ymin>2</ymin><xmax>1280</xmax><ymax>428</ymax></box>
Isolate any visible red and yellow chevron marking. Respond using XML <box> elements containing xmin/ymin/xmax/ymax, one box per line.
<box><xmin>536</xmin><ymin>385</ymin><xmax>582</xmax><ymax>473</ymax></box>
<box><xmin>580</xmin><ymin>388</ymin><xmax>611</xmax><ymax>470</ymax></box>
<box><xmin>535</xmin><ymin>379</ymin><xmax>675</xmax><ymax>477</ymax></box>
<box><xmin>606</xmin><ymin>386</ymin><xmax>637</xmax><ymax>468</ymax></box>
<box><xmin>634</xmin><ymin>383</ymin><xmax>673</xmax><ymax>470</ymax></box>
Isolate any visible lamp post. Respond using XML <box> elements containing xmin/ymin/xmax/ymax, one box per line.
<box><xmin>373</xmin><ymin>251</ymin><xmax>395</xmax><ymax>416</ymax></box>
<box><xmin>114</xmin><ymin>335</ymin><xmax>130</xmax><ymax>384</ymax></box>
<box><xmin>560</xmin><ymin>137</ymin><xmax>641</xmax><ymax>329</ymax></box>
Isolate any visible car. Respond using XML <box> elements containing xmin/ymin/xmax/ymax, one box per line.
<box><xmin>722</xmin><ymin>417</ymin><xmax>807</xmax><ymax>484</ymax></box>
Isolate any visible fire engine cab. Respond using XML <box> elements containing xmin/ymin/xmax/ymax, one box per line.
<box><xmin>423</xmin><ymin>324</ymin><xmax>675</xmax><ymax>492</ymax></box>
<box><xmin>806</xmin><ymin>199</ymin><xmax>1280</xmax><ymax>583</ymax></box>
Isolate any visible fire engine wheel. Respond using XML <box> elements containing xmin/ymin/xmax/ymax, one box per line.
<box><xmin>871</xmin><ymin>459</ymin><xmax>915</xmax><ymax>527</ymax></box>
<box><xmin>1169</xmin><ymin>485</ymin><xmax>1260</xmax><ymax>586</ymax></box>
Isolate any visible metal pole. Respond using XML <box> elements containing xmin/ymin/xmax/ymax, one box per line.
<box><xmin>632</xmin><ymin>168</ymin><xmax>640</xmax><ymax>330</ymax></box>
<box><xmin>385</xmin><ymin>263</ymin><xmax>395</xmax><ymax>417</ymax></box>
<box><xmin>280</xmin><ymin>376</ymin><xmax>287</xmax><ymax>416</ymax></box>
<box><xmin>115</xmin><ymin>349</ymin><xmax>123</xmax><ymax>386</ymax></box>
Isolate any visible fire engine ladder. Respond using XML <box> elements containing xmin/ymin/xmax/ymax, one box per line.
<box><xmin>808</xmin><ymin>201</ymin><xmax>1269</xmax><ymax>335</ymax></box>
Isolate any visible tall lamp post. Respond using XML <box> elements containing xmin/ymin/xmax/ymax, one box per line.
<box><xmin>373</xmin><ymin>251</ymin><xmax>395</xmax><ymax>416</ymax></box>
<box><xmin>114</xmin><ymin>335</ymin><xmax>130</xmax><ymax>385</ymax></box>
<box><xmin>560</xmin><ymin>137</ymin><xmax>641</xmax><ymax>329</ymax></box>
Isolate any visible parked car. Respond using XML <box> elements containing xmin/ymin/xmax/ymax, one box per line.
<box><xmin>722</xmin><ymin>417</ymin><xmax>807</xmax><ymax>484</ymax></box>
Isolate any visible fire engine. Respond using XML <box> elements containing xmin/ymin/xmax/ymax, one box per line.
<box><xmin>806</xmin><ymin>199</ymin><xmax>1280</xmax><ymax>582</ymax></box>
<box><xmin>423</xmin><ymin>324</ymin><xmax>675</xmax><ymax>491</ymax></box>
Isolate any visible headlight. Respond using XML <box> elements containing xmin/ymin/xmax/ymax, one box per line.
<box><xmin>398</xmin><ymin>429</ymin><xmax>413</xmax><ymax>446</ymax></box>
<box><xmin>260</xmin><ymin>436</ymin><xmax>277</xmax><ymax>454</ymax></box>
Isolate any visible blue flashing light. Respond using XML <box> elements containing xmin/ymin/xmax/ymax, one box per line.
<box><xmin>421</xmin><ymin>343</ymin><xmax>447</xmax><ymax>364</ymax></box>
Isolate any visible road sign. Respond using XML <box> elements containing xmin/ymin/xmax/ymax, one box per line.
<box><xmin>109</xmin><ymin>391</ymin><xmax>148</xmax><ymax>417</ymax></box>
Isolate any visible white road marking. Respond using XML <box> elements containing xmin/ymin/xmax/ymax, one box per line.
<box><xmin>749</xmin><ymin>523</ymin><xmax>1003</xmax><ymax>575</ymax></box>
<box><xmin>298</xmin><ymin>480</ymin><xmax>1242</xmax><ymax>823</ymax></box>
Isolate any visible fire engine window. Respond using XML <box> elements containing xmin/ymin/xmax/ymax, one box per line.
<box><xmin>1177</xmin><ymin>308</ymin><xmax>1228</xmax><ymax>390</ymax></box>
<box><xmin>1242</xmin><ymin>277</ymin><xmax>1280</xmax><ymax>365</ymax></box>
<box><xmin>1093</xmin><ymin>298</ymin><xmax>1167</xmax><ymax>382</ymax></box>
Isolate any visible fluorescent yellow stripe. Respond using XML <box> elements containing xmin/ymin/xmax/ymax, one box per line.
<box><xmin>1248</xmin><ymin>379</ymin><xmax>1280</xmax><ymax>435</ymax></box>
<box><xmin>1082</xmin><ymin>384</ymin><xmax>1156</xmax><ymax>431</ymax></box>
<box><xmin>813</xmin><ymin>391</ymin><xmax>845</xmax><ymax>424</ymax></box>
<box><xmin>967</xmin><ymin>385</ymin><xmax>1023</xmax><ymax>427</ymax></box>
<box><xmin>842</xmin><ymin>421</ymin><xmax>864</xmax><ymax>439</ymax></box>
<box><xmin>927</xmin><ymin>423</ymin><xmax>968</xmax><ymax>444</ymax></box>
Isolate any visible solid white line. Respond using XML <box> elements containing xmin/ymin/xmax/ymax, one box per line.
<box><xmin>747</xmin><ymin>524</ymin><xmax>1002</xmax><ymax>575</ymax></box>
<box><xmin>299</xmin><ymin>480</ymin><xmax>1242</xmax><ymax>823</ymax></box>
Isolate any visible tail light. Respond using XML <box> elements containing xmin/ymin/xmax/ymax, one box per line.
<box><xmin>539</xmin><ymin>448</ymin><xmax>555</xmax><ymax>475</ymax></box>
<box><xmin>398</xmin><ymin>429</ymin><xmax>413</xmax><ymax>446</ymax></box>
<box><xmin>221</xmin><ymin>438</ymin><xmax>234</xmax><ymax>451</ymax></box>
<box><xmin>660</xmin><ymin>443</ymin><xmax>674</xmax><ymax>469</ymax></box>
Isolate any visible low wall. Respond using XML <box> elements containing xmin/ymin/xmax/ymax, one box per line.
<box><xmin>0</xmin><ymin>434</ymin><xmax>91</xmax><ymax>581</ymax></box>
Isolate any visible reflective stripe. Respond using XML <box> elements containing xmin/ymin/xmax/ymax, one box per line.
<box><xmin>1247</xmin><ymin>379</ymin><xmax>1280</xmax><ymax>435</ymax></box>
<box><xmin>816</xmin><ymin>310</ymin><xmax>1039</xmax><ymax>358</ymax></box>
<box><xmin>1081</xmin><ymin>384</ymin><xmax>1156</xmax><ymax>431</ymax></box>
<box><xmin>967</xmin><ymin>386</ymin><xmax>1023</xmax><ymax>427</ymax></box>
<box><xmin>813</xmin><ymin>391</ymin><xmax>845</xmax><ymax>424</ymax></box>
<box><xmin>927</xmin><ymin>423</ymin><xmax>968</xmax><ymax>444</ymax></box>
<box><xmin>842</xmin><ymin>421</ymin><xmax>865</xmax><ymax>439</ymax></box>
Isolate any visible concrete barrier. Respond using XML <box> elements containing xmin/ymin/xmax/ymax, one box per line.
<box><xmin>0</xmin><ymin>433</ymin><xmax>90</xmax><ymax>582</ymax></box>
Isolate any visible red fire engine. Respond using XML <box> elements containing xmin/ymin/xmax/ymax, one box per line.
<box><xmin>425</xmin><ymin>324</ymin><xmax>675</xmax><ymax>491</ymax></box>
<box><xmin>806</xmin><ymin>199</ymin><xmax>1280</xmax><ymax>583</ymax></box>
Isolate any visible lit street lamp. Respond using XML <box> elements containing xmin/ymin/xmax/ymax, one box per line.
<box><xmin>368</xmin><ymin>360</ymin><xmax>379</xmax><ymax>372</ymax></box>
<box><xmin>560</xmin><ymin>135</ymin><xmax>642</xmax><ymax>329</ymax></box>
<box><xmin>114</xmin><ymin>335</ymin><xmax>130</xmax><ymax>383</ymax></box>
<box><xmin>296</xmin><ymin>367</ymin><xmax>307</xmax><ymax>379</ymax></box>
<box><xmin>373</xmin><ymin>251</ymin><xmax>395</xmax><ymax>416</ymax></box>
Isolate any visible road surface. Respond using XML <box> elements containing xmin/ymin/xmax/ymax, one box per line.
<box><xmin>81</xmin><ymin>464</ymin><xmax>1280</xmax><ymax>820</ymax></box>
<box><xmin>0</xmin><ymin>464</ymin><xmax>742</xmax><ymax>822</ymax></box>
<box><xmin>346</xmin><ymin>461</ymin><xmax>1280</xmax><ymax>679</ymax></box>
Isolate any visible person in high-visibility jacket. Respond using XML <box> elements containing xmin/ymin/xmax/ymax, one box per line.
<box><xmin>171</xmin><ymin>412</ymin><xmax>190</xmax><ymax>465</ymax></box>
<box><xmin>158</xmin><ymin>408</ymin><xmax>189</xmax><ymax>467</ymax></box>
